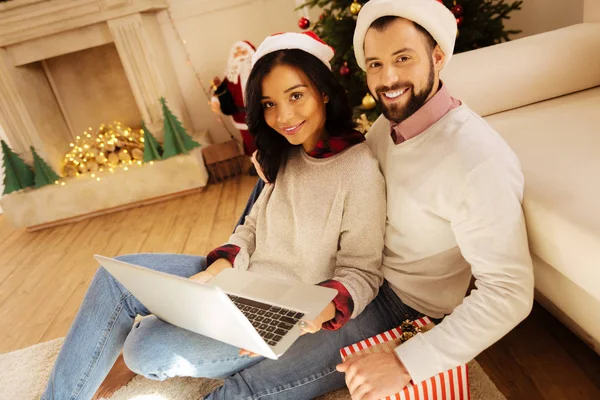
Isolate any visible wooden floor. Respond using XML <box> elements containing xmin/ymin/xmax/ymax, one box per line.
<box><xmin>1</xmin><ymin>174</ymin><xmax>599</xmax><ymax>399</ymax></box>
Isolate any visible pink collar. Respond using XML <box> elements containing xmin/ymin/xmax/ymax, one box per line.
<box><xmin>390</xmin><ymin>83</ymin><xmax>461</xmax><ymax>144</ymax></box>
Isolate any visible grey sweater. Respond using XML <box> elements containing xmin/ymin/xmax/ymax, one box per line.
<box><xmin>228</xmin><ymin>143</ymin><xmax>386</xmax><ymax>318</ymax></box>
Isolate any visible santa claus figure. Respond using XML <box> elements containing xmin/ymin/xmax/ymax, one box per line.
<box><xmin>210</xmin><ymin>41</ymin><xmax>258</xmax><ymax>166</ymax></box>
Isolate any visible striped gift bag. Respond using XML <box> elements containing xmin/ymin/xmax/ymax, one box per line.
<box><xmin>339</xmin><ymin>317</ymin><xmax>470</xmax><ymax>400</ymax></box>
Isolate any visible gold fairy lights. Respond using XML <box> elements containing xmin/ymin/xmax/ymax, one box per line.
<box><xmin>56</xmin><ymin>122</ymin><xmax>152</xmax><ymax>187</ymax></box>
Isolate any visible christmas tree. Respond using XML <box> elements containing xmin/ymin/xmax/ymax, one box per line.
<box><xmin>30</xmin><ymin>146</ymin><xmax>60</xmax><ymax>188</ymax></box>
<box><xmin>1</xmin><ymin>140</ymin><xmax>34</xmax><ymax>195</ymax></box>
<box><xmin>300</xmin><ymin>0</ymin><xmax>523</xmax><ymax>122</ymax></box>
<box><xmin>160</xmin><ymin>97</ymin><xmax>200</xmax><ymax>158</ymax></box>
<box><xmin>141</xmin><ymin>121</ymin><xmax>162</xmax><ymax>162</ymax></box>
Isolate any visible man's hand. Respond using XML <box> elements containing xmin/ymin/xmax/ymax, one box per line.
<box><xmin>336</xmin><ymin>353</ymin><xmax>412</xmax><ymax>400</ymax></box>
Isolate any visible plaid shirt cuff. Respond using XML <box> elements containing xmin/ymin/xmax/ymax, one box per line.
<box><xmin>206</xmin><ymin>244</ymin><xmax>241</xmax><ymax>267</ymax></box>
<box><xmin>318</xmin><ymin>280</ymin><xmax>355</xmax><ymax>331</ymax></box>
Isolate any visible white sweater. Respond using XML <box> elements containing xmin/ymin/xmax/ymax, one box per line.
<box><xmin>229</xmin><ymin>144</ymin><xmax>386</xmax><ymax>318</ymax></box>
<box><xmin>366</xmin><ymin>105</ymin><xmax>534</xmax><ymax>383</ymax></box>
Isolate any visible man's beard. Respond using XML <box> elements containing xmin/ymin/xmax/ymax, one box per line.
<box><xmin>375</xmin><ymin>61</ymin><xmax>436</xmax><ymax>124</ymax></box>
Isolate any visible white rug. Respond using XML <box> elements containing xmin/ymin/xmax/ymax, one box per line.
<box><xmin>0</xmin><ymin>338</ymin><xmax>505</xmax><ymax>400</ymax></box>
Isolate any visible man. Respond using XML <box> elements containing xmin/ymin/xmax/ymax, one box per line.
<box><xmin>241</xmin><ymin>0</ymin><xmax>533</xmax><ymax>398</ymax></box>
<box><xmin>333</xmin><ymin>0</ymin><xmax>535</xmax><ymax>398</ymax></box>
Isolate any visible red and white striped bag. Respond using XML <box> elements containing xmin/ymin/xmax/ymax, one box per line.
<box><xmin>339</xmin><ymin>317</ymin><xmax>470</xmax><ymax>400</ymax></box>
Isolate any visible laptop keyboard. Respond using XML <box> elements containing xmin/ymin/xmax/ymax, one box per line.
<box><xmin>227</xmin><ymin>295</ymin><xmax>304</xmax><ymax>346</ymax></box>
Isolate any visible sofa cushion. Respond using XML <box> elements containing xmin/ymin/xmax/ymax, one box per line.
<box><xmin>483</xmin><ymin>86</ymin><xmax>600</xmax><ymax>303</ymax></box>
<box><xmin>443</xmin><ymin>23</ymin><xmax>600</xmax><ymax>118</ymax></box>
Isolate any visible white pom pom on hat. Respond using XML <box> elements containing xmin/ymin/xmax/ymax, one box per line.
<box><xmin>252</xmin><ymin>31</ymin><xmax>335</xmax><ymax>70</ymax></box>
<box><xmin>353</xmin><ymin>0</ymin><xmax>458</xmax><ymax>71</ymax></box>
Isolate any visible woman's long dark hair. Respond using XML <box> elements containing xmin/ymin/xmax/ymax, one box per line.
<box><xmin>245</xmin><ymin>49</ymin><xmax>355</xmax><ymax>183</ymax></box>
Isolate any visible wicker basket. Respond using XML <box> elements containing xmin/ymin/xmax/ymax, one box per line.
<box><xmin>201</xmin><ymin>140</ymin><xmax>245</xmax><ymax>183</ymax></box>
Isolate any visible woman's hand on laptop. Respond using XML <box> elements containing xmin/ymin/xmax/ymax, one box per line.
<box><xmin>299</xmin><ymin>301</ymin><xmax>336</xmax><ymax>335</ymax></box>
<box><xmin>189</xmin><ymin>259</ymin><xmax>233</xmax><ymax>283</ymax></box>
<box><xmin>238</xmin><ymin>302</ymin><xmax>336</xmax><ymax>358</ymax></box>
<box><xmin>189</xmin><ymin>271</ymin><xmax>214</xmax><ymax>284</ymax></box>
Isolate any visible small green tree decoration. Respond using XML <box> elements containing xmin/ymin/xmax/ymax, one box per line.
<box><xmin>1</xmin><ymin>140</ymin><xmax>35</xmax><ymax>195</ymax></box>
<box><xmin>160</xmin><ymin>97</ymin><xmax>200</xmax><ymax>158</ymax></box>
<box><xmin>141</xmin><ymin>121</ymin><xmax>162</xmax><ymax>162</ymax></box>
<box><xmin>31</xmin><ymin>146</ymin><xmax>60</xmax><ymax>188</ymax></box>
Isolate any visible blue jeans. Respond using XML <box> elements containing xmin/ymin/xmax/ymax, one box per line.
<box><xmin>42</xmin><ymin>254</ymin><xmax>256</xmax><ymax>400</ymax></box>
<box><xmin>42</xmin><ymin>179</ymin><xmax>431</xmax><ymax>399</ymax></box>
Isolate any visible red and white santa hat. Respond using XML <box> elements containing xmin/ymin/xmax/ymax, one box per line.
<box><xmin>353</xmin><ymin>0</ymin><xmax>457</xmax><ymax>70</ymax></box>
<box><xmin>251</xmin><ymin>31</ymin><xmax>335</xmax><ymax>70</ymax></box>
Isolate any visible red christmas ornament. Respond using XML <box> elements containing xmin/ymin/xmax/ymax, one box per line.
<box><xmin>456</xmin><ymin>16</ymin><xmax>464</xmax><ymax>27</ymax></box>
<box><xmin>298</xmin><ymin>16</ymin><xmax>310</xmax><ymax>30</ymax></box>
<box><xmin>451</xmin><ymin>4</ymin><xmax>464</xmax><ymax>17</ymax></box>
<box><xmin>339</xmin><ymin>62</ymin><xmax>351</xmax><ymax>77</ymax></box>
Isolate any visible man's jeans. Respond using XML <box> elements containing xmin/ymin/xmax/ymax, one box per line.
<box><xmin>42</xmin><ymin>179</ymin><xmax>428</xmax><ymax>400</ymax></box>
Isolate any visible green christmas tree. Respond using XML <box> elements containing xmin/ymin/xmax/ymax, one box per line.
<box><xmin>300</xmin><ymin>0</ymin><xmax>523</xmax><ymax>122</ymax></box>
<box><xmin>30</xmin><ymin>146</ymin><xmax>60</xmax><ymax>188</ymax></box>
<box><xmin>160</xmin><ymin>97</ymin><xmax>200</xmax><ymax>158</ymax></box>
<box><xmin>141</xmin><ymin>121</ymin><xmax>163</xmax><ymax>162</ymax></box>
<box><xmin>1</xmin><ymin>139</ymin><xmax>34</xmax><ymax>195</ymax></box>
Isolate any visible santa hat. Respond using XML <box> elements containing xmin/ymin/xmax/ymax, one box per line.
<box><xmin>252</xmin><ymin>31</ymin><xmax>335</xmax><ymax>70</ymax></box>
<box><xmin>353</xmin><ymin>0</ymin><xmax>457</xmax><ymax>71</ymax></box>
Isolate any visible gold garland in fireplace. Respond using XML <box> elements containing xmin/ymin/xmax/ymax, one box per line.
<box><xmin>62</xmin><ymin>122</ymin><xmax>145</xmax><ymax>178</ymax></box>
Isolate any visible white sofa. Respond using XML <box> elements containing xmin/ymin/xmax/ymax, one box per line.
<box><xmin>442</xmin><ymin>21</ymin><xmax>600</xmax><ymax>353</ymax></box>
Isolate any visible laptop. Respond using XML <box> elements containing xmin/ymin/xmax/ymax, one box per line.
<box><xmin>94</xmin><ymin>255</ymin><xmax>337</xmax><ymax>359</ymax></box>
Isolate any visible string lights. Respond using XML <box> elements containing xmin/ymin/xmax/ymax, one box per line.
<box><xmin>56</xmin><ymin>122</ymin><xmax>151</xmax><ymax>186</ymax></box>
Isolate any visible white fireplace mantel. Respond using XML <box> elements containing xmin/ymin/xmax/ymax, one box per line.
<box><xmin>0</xmin><ymin>0</ymin><xmax>169</xmax><ymax>48</ymax></box>
<box><xmin>0</xmin><ymin>0</ymin><xmax>211</xmax><ymax>230</ymax></box>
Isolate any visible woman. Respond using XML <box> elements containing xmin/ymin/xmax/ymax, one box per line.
<box><xmin>42</xmin><ymin>32</ymin><xmax>386</xmax><ymax>400</ymax></box>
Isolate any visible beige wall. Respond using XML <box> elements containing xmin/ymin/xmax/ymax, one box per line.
<box><xmin>584</xmin><ymin>0</ymin><xmax>600</xmax><ymax>22</ymax></box>
<box><xmin>506</xmin><ymin>0</ymin><xmax>584</xmax><ymax>39</ymax></box>
<box><xmin>160</xmin><ymin>0</ymin><xmax>320</xmax><ymax>144</ymax></box>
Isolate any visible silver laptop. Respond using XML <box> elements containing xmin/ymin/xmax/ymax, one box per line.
<box><xmin>94</xmin><ymin>255</ymin><xmax>337</xmax><ymax>359</ymax></box>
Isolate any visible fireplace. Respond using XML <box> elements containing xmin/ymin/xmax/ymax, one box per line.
<box><xmin>43</xmin><ymin>43</ymin><xmax>143</xmax><ymax>142</ymax></box>
<box><xmin>0</xmin><ymin>0</ymin><xmax>210</xmax><ymax>230</ymax></box>
<box><xmin>0</xmin><ymin>0</ymin><xmax>200</xmax><ymax>164</ymax></box>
